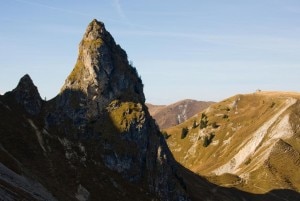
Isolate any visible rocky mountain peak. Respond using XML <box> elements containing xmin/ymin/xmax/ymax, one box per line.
<box><xmin>15</xmin><ymin>74</ymin><xmax>34</xmax><ymax>89</ymax></box>
<box><xmin>83</xmin><ymin>19</ymin><xmax>107</xmax><ymax>41</ymax></box>
<box><xmin>42</xmin><ymin>19</ymin><xmax>189</xmax><ymax>200</ymax></box>
<box><xmin>60</xmin><ymin>19</ymin><xmax>144</xmax><ymax>120</ymax></box>
<box><xmin>12</xmin><ymin>74</ymin><xmax>42</xmax><ymax>115</ymax></box>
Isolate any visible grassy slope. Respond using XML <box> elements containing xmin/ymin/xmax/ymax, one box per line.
<box><xmin>165</xmin><ymin>91</ymin><xmax>300</xmax><ymax>194</ymax></box>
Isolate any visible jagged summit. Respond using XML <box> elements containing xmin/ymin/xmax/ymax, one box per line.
<box><xmin>60</xmin><ymin>19</ymin><xmax>144</xmax><ymax>120</ymax></box>
<box><xmin>42</xmin><ymin>20</ymin><xmax>189</xmax><ymax>200</ymax></box>
<box><xmin>83</xmin><ymin>19</ymin><xmax>111</xmax><ymax>43</ymax></box>
<box><xmin>11</xmin><ymin>74</ymin><xmax>42</xmax><ymax>115</ymax></box>
<box><xmin>15</xmin><ymin>74</ymin><xmax>35</xmax><ymax>90</ymax></box>
<box><xmin>18</xmin><ymin>74</ymin><xmax>32</xmax><ymax>83</ymax></box>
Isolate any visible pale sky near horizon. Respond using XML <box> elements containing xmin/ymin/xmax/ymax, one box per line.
<box><xmin>1</xmin><ymin>0</ymin><xmax>300</xmax><ymax>104</ymax></box>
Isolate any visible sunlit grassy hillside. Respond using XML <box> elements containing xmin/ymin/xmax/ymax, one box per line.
<box><xmin>165</xmin><ymin>91</ymin><xmax>300</xmax><ymax>194</ymax></box>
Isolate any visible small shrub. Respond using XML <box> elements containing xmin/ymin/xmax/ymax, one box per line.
<box><xmin>181</xmin><ymin>127</ymin><xmax>189</xmax><ymax>139</ymax></box>
<box><xmin>203</xmin><ymin>132</ymin><xmax>215</xmax><ymax>147</ymax></box>
<box><xmin>162</xmin><ymin>131</ymin><xmax>171</xmax><ymax>139</ymax></box>
<box><xmin>211</xmin><ymin>122</ymin><xmax>219</xmax><ymax>129</ymax></box>
<box><xmin>203</xmin><ymin>136</ymin><xmax>210</xmax><ymax>147</ymax></box>
<box><xmin>244</xmin><ymin>158</ymin><xmax>251</xmax><ymax>165</ymax></box>
<box><xmin>192</xmin><ymin>120</ymin><xmax>197</xmax><ymax>128</ymax></box>
<box><xmin>221</xmin><ymin>107</ymin><xmax>230</xmax><ymax>111</ymax></box>
<box><xmin>223</xmin><ymin>114</ymin><xmax>229</xmax><ymax>119</ymax></box>
<box><xmin>270</xmin><ymin>102</ymin><xmax>276</xmax><ymax>108</ymax></box>
<box><xmin>200</xmin><ymin>113</ymin><xmax>208</xmax><ymax>129</ymax></box>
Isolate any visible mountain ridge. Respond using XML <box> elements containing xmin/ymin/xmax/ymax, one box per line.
<box><xmin>147</xmin><ymin>99</ymin><xmax>214</xmax><ymax>129</ymax></box>
<box><xmin>165</xmin><ymin>91</ymin><xmax>300</xmax><ymax>197</ymax></box>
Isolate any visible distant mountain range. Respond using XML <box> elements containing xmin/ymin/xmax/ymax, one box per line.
<box><xmin>147</xmin><ymin>100</ymin><xmax>214</xmax><ymax>129</ymax></box>
<box><xmin>165</xmin><ymin>91</ymin><xmax>300</xmax><ymax>199</ymax></box>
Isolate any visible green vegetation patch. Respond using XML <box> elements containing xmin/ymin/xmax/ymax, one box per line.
<box><xmin>107</xmin><ymin>100</ymin><xmax>144</xmax><ymax>133</ymax></box>
<box><xmin>203</xmin><ymin>132</ymin><xmax>215</xmax><ymax>147</ymax></box>
<box><xmin>82</xmin><ymin>38</ymin><xmax>103</xmax><ymax>51</ymax></box>
<box><xmin>200</xmin><ymin>113</ymin><xmax>208</xmax><ymax>129</ymax></box>
<box><xmin>68</xmin><ymin>59</ymin><xmax>85</xmax><ymax>83</ymax></box>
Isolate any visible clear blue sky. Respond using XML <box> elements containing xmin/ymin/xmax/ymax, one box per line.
<box><xmin>1</xmin><ymin>0</ymin><xmax>300</xmax><ymax>104</ymax></box>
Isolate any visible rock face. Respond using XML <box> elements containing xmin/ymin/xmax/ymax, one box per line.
<box><xmin>60</xmin><ymin>20</ymin><xmax>144</xmax><ymax>120</ymax></box>
<box><xmin>48</xmin><ymin>20</ymin><xmax>189</xmax><ymax>200</ymax></box>
<box><xmin>0</xmin><ymin>19</ymin><xmax>188</xmax><ymax>201</ymax></box>
<box><xmin>11</xmin><ymin>74</ymin><xmax>42</xmax><ymax>115</ymax></box>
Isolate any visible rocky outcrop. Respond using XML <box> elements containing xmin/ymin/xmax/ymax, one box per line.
<box><xmin>11</xmin><ymin>74</ymin><xmax>42</xmax><ymax>115</ymax></box>
<box><xmin>54</xmin><ymin>19</ymin><xmax>188</xmax><ymax>200</ymax></box>
<box><xmin>60</xmin><ymin>19</ymin><xmax>144</xmax><ymax>121</ymax></box>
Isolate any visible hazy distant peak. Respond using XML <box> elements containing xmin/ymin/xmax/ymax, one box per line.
<box><xmin>147</xmin><ymin>99</ymin><xmax>214</xmax><ymax>129</ymax></box>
